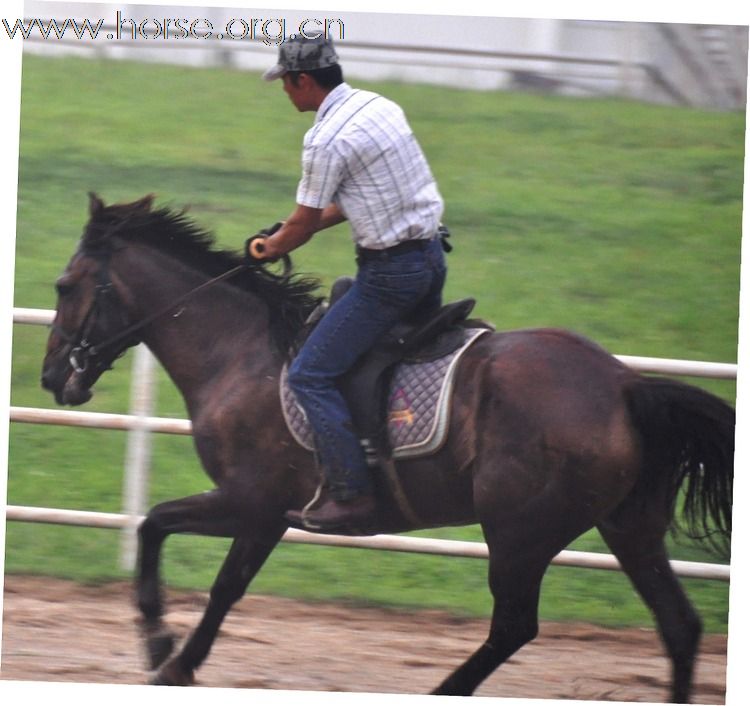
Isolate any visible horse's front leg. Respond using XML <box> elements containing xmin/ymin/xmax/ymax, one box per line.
<box><xmin>135</xmin><ymin>489</ymin><xmax>284</xmax><ymax>681</ymax></box>
<box><xmin>153</xmin><ymin>533</ymin><xmax>283</xmax><ymax>686</ymax></box>
<box><xmin>136</xmin><ymin>490</ymin><xmax>237</xmax><ymax>671</ymax></box>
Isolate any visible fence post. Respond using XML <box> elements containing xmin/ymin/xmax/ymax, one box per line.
<box><xmin>119</xmin><ymin>343</ymin><xmax>157</xmax><ymax>571</ymax></box>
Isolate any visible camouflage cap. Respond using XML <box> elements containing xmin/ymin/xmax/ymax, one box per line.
<box><xmin>263</xmin><ymin>36</ymin><xmax>339</xmax><ymax>81</ymax></box>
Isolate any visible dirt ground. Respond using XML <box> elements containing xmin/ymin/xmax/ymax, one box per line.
<box><xmin>0</xmin><ymin>575</ymin><xmax>728</xmax><ymax>703</ymax></box>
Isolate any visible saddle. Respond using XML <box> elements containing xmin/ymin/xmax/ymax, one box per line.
<box><xmin>294</xmin><ymin>276</ymin><xmax>484</xmax><ymax>462</ymax></box>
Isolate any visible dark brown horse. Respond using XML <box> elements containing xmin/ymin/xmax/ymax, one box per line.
<box><xmin>41</xmin><ymin>194</ymin><xmax>734</xmax><ymax>701</ymax></box>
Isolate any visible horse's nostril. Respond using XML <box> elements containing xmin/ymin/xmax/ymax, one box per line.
<box><xmin>41</xmin><ymin>369</ymin><xmax>57</xmax><ymax>391</ymax></box>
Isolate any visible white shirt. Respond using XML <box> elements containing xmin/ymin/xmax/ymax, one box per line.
<box><xmin>296</xmin><ymin>83</ymin><xmax>444</xmax><ymax>250</ymax></box>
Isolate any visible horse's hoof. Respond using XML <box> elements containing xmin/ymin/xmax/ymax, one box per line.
<box><xmin>150</xmin><ymin>659</ymin><xmax>194</xmax><ymax>687</ymax></box>
<box><xmin>146</xmin><ymin>631</ymin><xmax>176</xmax><ymax>670</ymax></box>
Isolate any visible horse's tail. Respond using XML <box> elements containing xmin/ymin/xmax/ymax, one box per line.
<box><xmin>623</xmin><ymin>376</ymin><xmax>734</xmax><ymax>558</ymax></box>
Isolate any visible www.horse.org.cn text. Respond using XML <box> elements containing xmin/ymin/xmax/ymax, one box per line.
<box><xmin>2</xmin><ymin>13</ymin><xmax>346</xmax><ymax>45</ymax></box>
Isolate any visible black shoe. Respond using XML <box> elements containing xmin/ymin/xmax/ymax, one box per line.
<box><xmin>285</xmin><ymin>493</ymin><xmax>376</xmax><ymax>535</ymax></box>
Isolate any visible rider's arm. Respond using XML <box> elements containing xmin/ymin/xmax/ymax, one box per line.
<box><xmin>318</xmin><ymin>203</ymin><xmax>347</xmax><ymax>230</ymax></box>
<box><xmin>261</xmin><ymin>203</ymin><xmax>347</xmax><ymax>259</ymax></box>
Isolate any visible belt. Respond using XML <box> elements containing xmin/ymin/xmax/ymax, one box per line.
<box><xmin>355</xmin><ymin>238</ymin><xmax>433</xmax><ymax>261</ymax></box>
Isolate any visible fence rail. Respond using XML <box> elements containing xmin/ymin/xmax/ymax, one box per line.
<box><xmin>9</xmin><ymin>307</ymin><xmax>734</xmax><ymax>582</ymax></box>
<box><xmin>14</xmin><ymin>307</ymin><xmax>739</xmax><ymax>378</ymax></box>
<box><xmin>4</xmin><ymin>504</ymin><xmax>731</xmax><ymax>582</ymax></box>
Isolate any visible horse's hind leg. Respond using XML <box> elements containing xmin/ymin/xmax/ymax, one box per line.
<box><xmin>598</xmin><ymin>503</ymin><xmax>702</xmax><ymax>704</ymax></box>
<box><xmin>432</xmin><ymin>534</ymin><xmax>549</xmax><ymax>696</ymax></box>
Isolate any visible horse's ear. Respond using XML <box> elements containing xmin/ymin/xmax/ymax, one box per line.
<box><xmin>131</xmin><ymin>194</ymin><xmax>155</xmax><ymax>213</ymax></box>
<box><xmin>88</xmin><ymin>192</ymin><xmax>105</xmax><ymax>217</ymax></box>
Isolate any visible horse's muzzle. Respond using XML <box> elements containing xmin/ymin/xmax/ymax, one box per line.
<box><xmin>41</xmin><ymin>354</ymin><xmax>93</xmax><ymax>406</ymax></box>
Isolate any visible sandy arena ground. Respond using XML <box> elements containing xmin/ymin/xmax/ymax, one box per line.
<box><xmin>0</xmin><ymin>575</ymin><xmax>728</xmax><ymax>703</ymax></box>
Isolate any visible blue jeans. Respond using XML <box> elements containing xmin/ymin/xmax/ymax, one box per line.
<box><xmin>288</xmin><ymin>238</ymin><xmax>447</xmax><ymax>500</ymax></box>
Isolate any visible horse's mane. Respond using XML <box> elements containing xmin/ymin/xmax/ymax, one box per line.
<box><xmin>82</xmin><ymin>195</ymin><xmax>323</xmax><ymax>357</ymax></box>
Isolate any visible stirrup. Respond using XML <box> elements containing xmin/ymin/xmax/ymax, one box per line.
<box><xmin>283</xmin><ymin>482</ymin><xmax>327</xmax><ymax>530</ymax></box>
<box><xmin>299</xmin><ymin>482</ymin><xmax>325</xmax><ymax>528</ymax></box>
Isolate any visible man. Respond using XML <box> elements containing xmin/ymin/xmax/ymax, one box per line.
<box><xmin>248</xmin><ymin>35</ymin><xmax>446</xmax><ymax>533</ymax></box>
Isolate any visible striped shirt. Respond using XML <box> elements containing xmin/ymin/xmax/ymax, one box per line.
<box><xmin>296</xmin><ymin>83</ymin><xmax>444</xmax><ymax>250</ymax></box>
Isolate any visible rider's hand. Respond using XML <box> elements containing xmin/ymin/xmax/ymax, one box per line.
<box><xmin>244</xmin><ymin>222</ymin><xmax>284</xmax><ymax>264</ymax></box>
<box><xmin>245</xmin><ymin>234</ymin><xmax>270</xmax><ymax>264</ymax></box>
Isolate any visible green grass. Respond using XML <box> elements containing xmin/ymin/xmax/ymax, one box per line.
<box><xmin>5</xmin><ymin>54</ymin><xmax>744</xmax><ymax>634</ymax></box>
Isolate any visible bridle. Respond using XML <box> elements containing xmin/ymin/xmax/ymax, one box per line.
<box><xmin>53</xmin><ymin>247</ymin><xmax>291</xmax><ymax>376</ymax></box>
<box><xmin>50</xmin><ymin>249</ymin><xmax>132</xmax><ymax>375</ymax></box>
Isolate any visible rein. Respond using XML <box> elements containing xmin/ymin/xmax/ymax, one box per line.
<box><xmin>93</xmin><ymin>263</ymin><xmax>249</xmax><ymax>354</ymax></box>
<box><xmin>62</xmin><ymin>261</ymin><xmax>250</xmax><ymax>374</ymax></box>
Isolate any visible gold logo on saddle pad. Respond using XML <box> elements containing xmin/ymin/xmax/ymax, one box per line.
<box><xmin>389</xmin><ymin>388</ymin><xmax>414</xmax><ymax>427</ymax></box>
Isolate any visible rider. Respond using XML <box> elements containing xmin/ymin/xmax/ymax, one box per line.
<box><xmin>247</xmin><ymin>35</ymin><xmax>447</xmax><ymax>533</ymax></box>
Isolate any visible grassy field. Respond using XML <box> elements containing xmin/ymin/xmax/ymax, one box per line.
<box><xmin>5</xmin><ymin>54</ymin><xmax>744</xmax><ymax>633</ymax></box>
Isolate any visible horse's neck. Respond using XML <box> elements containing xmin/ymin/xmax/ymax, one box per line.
<box><xmin>119</xmin><ymin>250</ymin><xmax>278</xmax><ymax>407</ymax></box>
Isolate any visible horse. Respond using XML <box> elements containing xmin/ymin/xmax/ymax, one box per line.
<box><xmin>41</xmin><ymin>193</ymin><xmax>734</xmax><ymax>701</ymax></box>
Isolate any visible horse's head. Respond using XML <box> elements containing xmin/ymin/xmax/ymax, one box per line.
<box><xmin>41</xmin><ymin>192</ymin><xmax>151</xmax><ymax>405</ymax></box>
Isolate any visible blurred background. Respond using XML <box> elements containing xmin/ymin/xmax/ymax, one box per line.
<box><xmin>23</xmin><ymin>2</ymin><xmax>748</xmax><ymax>108</ymax></box>
<box><xmin>4</xmin><ymin>0</ymin><xmax>747</xmax><ymax>677</ymax></box>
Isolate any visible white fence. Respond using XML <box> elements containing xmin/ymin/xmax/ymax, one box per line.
<box><xmin>8</xmin><ymin>307</ymin><xmax>734</xmax><ymax>582</ymax></box>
